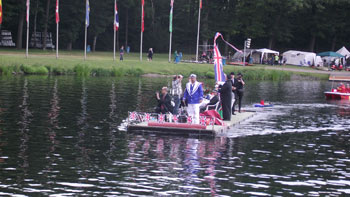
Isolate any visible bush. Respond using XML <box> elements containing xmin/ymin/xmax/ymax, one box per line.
<box><xmin>205</xmin><ymin>71</ymin><xmax>215</xmax><ymax>79</ymax></box>
<box><xmin>74</xmin><ymin>64</ymin><xmax>91</xmax><ymax>77</ymax></box>
<box><xmin>112</xmin><ymin>67</ymin><xmax>125</xmax><ymax>77</ymax></box>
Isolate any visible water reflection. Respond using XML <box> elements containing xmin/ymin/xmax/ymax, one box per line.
<box><xmin>18</xmin><ymin>79</ymin><xmax>32</xmax><ymax>181</ymax></box>
<box><xmin>0</xmin><ymin>77</ymin><xmax>348</xmax><ymax>196</ymax></box>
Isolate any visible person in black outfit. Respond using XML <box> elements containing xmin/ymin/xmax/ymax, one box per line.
<box><xmin>219</xmin><ymin>74</ymin><xmax>232</xmax><ymax>121</ymax></box>
<box><xmin>233</xmin><ymin>73</ymin><xmax>245</xmax><ymax>113</ymax></box>
<box><xmin>230</xmin><ymin>72</ymin><xmax>238</xmax><ymax>115</ymax></box>
<box><xmin>148</xmin><ymin>48</ymin><xmax>153</xmax><ymax>61</ymax></box>
<box><xmin>155</xmin><ymin>87</ymin><xmax>173</xmax><ymax>114</ymax></box>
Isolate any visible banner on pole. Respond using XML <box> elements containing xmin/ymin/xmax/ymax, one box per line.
<box><xmin>141</xmin><ymin>0</ymin><xmax>144</xmax><ymax>32</ymax></box>
<box><xmin>86</xmin><ymin>0</ymin><xmax>90</xmax><ymax>27</ymax></box>
<box><xmin>26</xmin><ymin>0</ymin><xmax>30</xmax><ymax>23</ymax></box>
<box><xmin>0</xmin><ymin>0</ymin><xmax>3</xmax><ymax>24</ymax></box>
<box><xmin>55</xmin><ymin>0</ymin><xmax>59</xmax><ymax>24</ymax></box>
<box><xmin>114</xmin><ymin>1</ymin><xmax>119</xmax><ymax>31</ymax></box>
<box><xmin>169</xmin><ymin>0</ymin><xmax>174</xmax><ymax>33</ymax></box>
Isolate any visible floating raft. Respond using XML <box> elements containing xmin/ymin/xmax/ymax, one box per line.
<box><xmin>127</xmin><ymin>111</ymin><xmax>256</xmax><ymax>136</ymax></box>
<box><xmin>329</xmin><ymin>73</ymin><xmax>350</xmax><ymax>82</ymax></box>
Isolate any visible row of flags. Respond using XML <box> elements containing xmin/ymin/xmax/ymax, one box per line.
<box><xmin>9</xmin><ymin>0</ymin><xmax>206</xmax><ymax>62</ymax></box>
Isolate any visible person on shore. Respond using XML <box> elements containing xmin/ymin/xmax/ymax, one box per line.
<box><xmin>233</xmin><ymin>73</ymin><xmax>245</xmax><ymax>113</ymax></box>
<box><xmin>219</xmin><ymin>74</ymin><xmax>233</xmax><ymax>121</ymax></box>
<box><xmin>172</xmin><ymin>75</ymin><xmax>183</xmax><ymax>115</ymax></box>
<box><xmin>156</xmin><ymin>87</ymin><xmax>173</xmax><ymax>114</ymax></box>
<box><xmin>183</xmin><ymin>74</ymin><xmax>203</xmax><ymax>124</ymax></box>
<box><xmin>230</xmin><ymin>72</ymin><xmax>237</xmax><ymax>115</ymax></box>
<box><xmin>274</xmin><ymin>54</ymin><xmax>279</xmax><ymax>65</ymax></box>
<box><xmin>148</xmin><ymin>48</ymin><xmax>153</xmax><ymax>61</ymax></box>
<box><xmin>120</xmin><ymin>46</ymin><xmax>125</xmax><ymax>61</ymax></box>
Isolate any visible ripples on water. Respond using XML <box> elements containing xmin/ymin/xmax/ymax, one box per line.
<box><xmin>0</xmin><ymin>76</ymin><xmax>349</xmax><ymax>196</ymax></box>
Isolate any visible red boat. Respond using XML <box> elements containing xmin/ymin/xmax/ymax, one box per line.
<box><xmin>324</xmin><ymin>91</ymin><xmax>350</xmax><ymax>100</ymax></box>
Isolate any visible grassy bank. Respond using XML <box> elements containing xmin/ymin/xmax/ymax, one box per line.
<box><xmin>0</xmin><ymin>49</ymin><xmax>329</xmax><ymax>80</ymax></box>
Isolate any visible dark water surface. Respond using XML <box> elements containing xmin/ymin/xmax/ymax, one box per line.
<box><xmin>0</xmin><ymin>76</ymin><xmax>349</xmax><ymax>196</ymax></box>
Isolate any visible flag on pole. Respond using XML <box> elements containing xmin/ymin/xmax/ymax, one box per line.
<box><xmin>141</xmin><ymin>0</ymin><xmax>144</xmax><ymax>32</ymax></box>
<box><xmin>213</xmin><ymin>32</ymin><xmax>225</xmax><ymax>82</ymax></box>
<box><xmin>169</xmin><ymin>0</ymin><xmax>174</xmax><ymax>33</ymax></box>
<box><xmin>114</xmin><ymin>1</ymin><xmax>119</xmax><ymax>31</ymax></box>
<box><xmin>0</xmin><ymin>0</ymin><xmax>3</xmax><ymax>24</ymax></box>
<box><xmin>199</xmin><ymin>0</ymin><xmax>202</xmax><ymax>9</ymax></box>
<box><xmin>55</xmin><ymin>0</ymin><xmax>59</xmax><ymax>23</ymax></box>
<box><xmin>26</xmin><ymin>0</ymin><xmax>30</xmax><ymax>23</ymax></box>
<box><xmin>86</xmin><ymin>0</ymin><xmax>90</xmax><ymax>27</ymax></box>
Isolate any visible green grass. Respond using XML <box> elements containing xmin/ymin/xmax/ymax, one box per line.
<box><xmin>0</xmin><ymin>48</ymin><xmax>329</xmax><ymax>80</ymax></box>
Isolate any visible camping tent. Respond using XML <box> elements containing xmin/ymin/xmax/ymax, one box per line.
<box><xmin>317</xmin><ymin>51</ymin><xmax>345</xmax><ymax>67</ymax></box>
<box><xmin>282</xmin><ymin>50</ymin><xmax>316</xmax><ymax>66</ymax></box>
<box><xmin>232</xmin><ymin>48</ymin><xmax>279</xmax><ymax>64</ymax></box>
<box><xmin>336</xmin><ymin>46</ymin><xmax>350</xmax><ymax>58</ymax></box>
<box><xmin>317</xmin><ymin>51</ymin><xmax>344</xmax><ymax>58</ymax></box>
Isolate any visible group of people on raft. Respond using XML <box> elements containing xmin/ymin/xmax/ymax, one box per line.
<box><xmin>155</xmin><ymin>72</ymin><xmax>245</xmax><ymax>124</ymax></box>
<box><xmin>335</xmin><ymin>83</ymin><xmax>350</xmax><ymax>93</ymax></box>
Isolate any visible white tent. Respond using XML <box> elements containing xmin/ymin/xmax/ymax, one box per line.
<box><xmin>232</xmin><ymin>48</ymin><xmax>279</xmax><ymax>64</ymax></box>
<box><xmin>336</xmin><ymin>46</ymin><xmax>350</xmax><ymax>58</ymax></box>
<box><xmin>282</xmin><ymin>50</ymin><xmax>316</xmax><ymax>66</ymax></box>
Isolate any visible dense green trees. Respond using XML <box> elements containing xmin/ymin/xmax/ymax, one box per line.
<box><xmin>1</xmin><ymin>0</ymin><xmax>350</xmax><ymax>54</ymax></box>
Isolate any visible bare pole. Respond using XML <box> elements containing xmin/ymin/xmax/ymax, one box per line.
<box><xmin>26</xmin><ymin>0</ymin><xmax>30</xmax><ymax>58</ymax></box>
<box><xmin>84</xmin><ymin>0</ymin><xmax>87</xmax><ymax>60</ymax></box>
<box><xmin>113</xmin><ymin>0</ymin><xmax>116</xmax><ymax>61</ymax></box>
<box><xmin>56</xmin><ymin>22</ymin><xmax>59</xmax><ymax>59</ymax></box>
<box><xmin>195</xmin><ymin>1</ymin><xmax>201</xmax><ymax>62</ymax></box>
<box><xmin>169</xmin><ymin>32</ymin><xmax>172</xmax><ymax>63</ymax></box>
<box><xmin>140</xmin><ymin>2</ymin><xmax>144</xmax><ymax>61</ymax></box>
<box><xmin>56</xmin><ymin>0</ymin><xmax>60</xmax><ymax>59</ymax></box>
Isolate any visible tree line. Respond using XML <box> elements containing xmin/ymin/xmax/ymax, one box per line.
<box><xmin>1</xmin><ymin>0</ymin><xmax>350</xmax><ymax>54</ymax></box>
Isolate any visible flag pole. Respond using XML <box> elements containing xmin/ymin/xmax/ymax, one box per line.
<box><xmin>168</xmin><ymin>0</ymin><xmax>173</xmax><ymax>63</ymax></box>
<box><xmin>113</xmin><ymin>0</ymin><xmax>116</xmax><ymax>61</ymax></box>
<box><xmin>195</xmin><ymin>0</ymin><xmax>201</xmax><ymax>62</ymax></box>
<box><xmin>84</xmin><ymin>0</ymin><xmax>87</xmax><ymax>61</ymax></box>
<box><xmin>56</xmin><ymin>0</ymin><xmax>59</xmax><ymax>59</ymax></box>
<box><xmin>169</xmin><ymin>32</ymin><xmax>172</xmax><ymax>63</ymax></box>
<box><xmin>140</xmin><ymin>1</ymin><xmax>144</xmax><ymax>61</ymax></box>
<box><xmin>26</xmin><ymin>0</ymin><xmax>30</xmax><ymax>59</ymax></box>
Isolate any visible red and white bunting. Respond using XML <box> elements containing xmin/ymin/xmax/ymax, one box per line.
<box><xmin>187</xmin><ymin>116</ymin><xmax>192</xmax><ymax>124</ymax></box>
<box><xmin>200</xmin><ymin>116</ymin><xmax>207</xmax><ymax>126</ymax></box>
<box><xmin>158</xmin><ymin>114</ymin><xmax>165</xmax><ymax>123</ymax></box>
<box><xmin>173</xmin><ymin>115</ymin><xmax>178</xmax><ymax>123</ymax></box>
<box><xmin>145</xmin><ymin>113</ymin><xmax>151</xmax><ymax>122</ymax></box>
<box><xmin>129</xmin><ymin>112</ymin><xmax>136</xmax><ymax>120</ymax></box>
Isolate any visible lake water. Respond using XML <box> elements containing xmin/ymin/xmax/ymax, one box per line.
<box><xmin>0</xmin><ymin>76</ymin><xmax>349</xmax><ymax>196</ymax></box>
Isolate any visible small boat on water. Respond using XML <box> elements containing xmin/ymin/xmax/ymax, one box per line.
<box><xmin>125</xmin><ymin>111</ymin><xmax>256</xmax><ymax>136</ymax></box>
<box><xmin>324</xmin><ymin>91</ymin><xmax>350</xmax><ymax>100</ymax></box>
<box><xmin>254</xmin><ymin>100</ymin><xmax>273</xmax><ymax>108</ymax></box>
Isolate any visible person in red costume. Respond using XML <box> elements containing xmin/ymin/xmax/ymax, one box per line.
<box><xmin>337</xmin><ymin>83</ymin><xmax>346</xmax><ymax>93</ymax></box>
<box><xmin>346</xmin><ymin>84</ymin><xmax>350</xmax><ymax>93</ymax></box>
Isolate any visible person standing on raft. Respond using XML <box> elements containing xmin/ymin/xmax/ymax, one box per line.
<box><xmin>219</xmin><ymin>74</ymin><xmax>233</xmax><ymax>121</ymax></box>
<box><xmin>183</xmin><ymin>74</ymin><xmax>203</xmax><ymax>124</ymax></box>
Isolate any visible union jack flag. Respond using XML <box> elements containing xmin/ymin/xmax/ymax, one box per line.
<box><xmin>187</xmin><ymin>116</ymin><xmax>192</xmax><ymax>124</ymax></box>
<box><xmin>200</xmin><ymin>116</ymin><xmax>207</xmax><ymax>126</ymax></box>
<box><xmin>145</xmin><ymin>113</ymin><xmax>151</xmax><ymax>122</ymax></box>
<box><xmin>173</xmin><ymin>115</ymin><xmax>178</xmax><ymax>123</ymax></box>
<box><xmin>129</xmin><ymin>112</ymin><xmax>136</xmax><ymax>120</ymax></box>
<box><xmin>213</xmin><ymin>33</ymin><xmax>226</xmax><ymax>82</ymax></box>
<box><xmin>158</xmin><ymin>114</ymin><xmax>165</xmax><ymax>123</ymax></box>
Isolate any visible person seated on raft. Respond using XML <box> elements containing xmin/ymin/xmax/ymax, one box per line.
<box><xmin>200</xmin><ymin>90</ymin><xmax>220</xmax><ymax>112</ymax></box>
<box><xmin>155</xmin><ymin>87</ymin><xmax>174</xmax><ymax>114</ymax></box>
<box><xmin>337</xmin><ymin>83</ymin><xmax>346</xmax><ymax>93</ymax></box>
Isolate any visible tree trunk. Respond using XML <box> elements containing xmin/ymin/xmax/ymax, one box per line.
<box><xmin>150</xmin><ymin>0</ymin><xmax>155</xmax><ymax>33</ymax></box>
<box><xmin>309</xmin><ymin>34</ymin><xmax>316</xmax><ymax>52</ymax></box>
<box><xmin>92</xmin><ymin>36</ymin><xmax>97</xmax><ymax>52</ymax></box>
<box><xmin>33</xmin><ymin>0</ymin><xmax>39</xmax><ymax>48</ymax></box>
<box><xmin>16</xmin><ymin>8</ymin><xmax>25</xmax><ymax>49</ymax></box>
<box><xmin>42</xmin><ymin>0</ymin><xmax>51</xmax><ymax>50</ymax></box>
<box><xmin>117</xmin><ymin>30</ymin><xmax>119</xmax><ymax>50</ymax></box>
<box><xmin>125</xmin><ymin>8</ymin><xmax>129</xmax><ymax>48</ymax></box>
<box><xmin>331</xmin><ymin>35</ymin><xmax>337</xmax><ymax>51</ymax></box>
<box><xmin>268</xmin><ymin>36</ymin><xmax>274</xmax><ymax>49</ymax></box>
<box><xmin>67</xmin><ymin>42</ymin><xmax>72</xmax><ymax>51</ymax></box>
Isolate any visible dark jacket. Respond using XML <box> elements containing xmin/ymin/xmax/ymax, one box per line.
<box><xmin>156</xmin><ymin>93</ymin><xmax>173</xmax><ymax>114</ymax></box>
